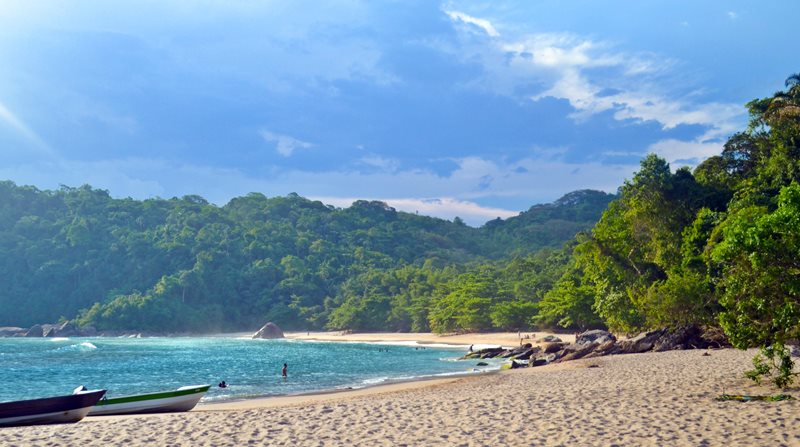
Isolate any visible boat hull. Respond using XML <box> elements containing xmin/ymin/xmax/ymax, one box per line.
<box><xmin>89</xmin><ymin>385</ymin><xmax>210</xmax><ymax>416</ymax></box>
<box><xmin>0</xmin><ymin>389</ymin><xmax>107</xmax><ymax>427</ymax></box>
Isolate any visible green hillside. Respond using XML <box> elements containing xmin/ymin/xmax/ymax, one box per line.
<box><xmin>0</xmin><ymin>184</ymin><xmax>612</xmax><ymax>331</ymax></box>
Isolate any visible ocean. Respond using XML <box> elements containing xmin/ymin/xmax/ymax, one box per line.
<box><xmin>0</xmin><ymin>336</ymin><xmax>499</xmax><ymax>403</ymax></box>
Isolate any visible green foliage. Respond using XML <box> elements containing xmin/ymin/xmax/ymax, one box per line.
<box><xmin>0</xmin><ymin>181</ymin><xmax>600</xmax><ymax>332</ymax></box>
<box><xmin>712</xmin><ymin>184</ymin><xmax>800</xmax><ymax>387</ymax></box>
<box><xmin>537</xmin><ymin>261</ymin><xmax>603</xmax><ymax>330</ymax></box>
<box><xmin>538</xmin><ymin>73</ymin><xmax>800</xmax><ymax>385</ymax></box>
<box><xmin>490</xmin><ymin>300</ymin><xmax>538</xmax><ymax>331</ymax></box>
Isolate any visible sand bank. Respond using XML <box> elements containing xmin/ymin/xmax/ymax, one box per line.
<box><xmin>2</xmin><ymin>348</ymin><xmax>798</xmax><ymax>446</ymax></box>
<box><xmin>284</xmin><ymin>330</ymin><xmax>575</xmax><ymax>348</ymax></box>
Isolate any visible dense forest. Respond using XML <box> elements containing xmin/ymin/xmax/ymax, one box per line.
<box><xmin>0</xmin><ymin>181</ymin><xmax>612</xmax><ymax>333</ymax></box>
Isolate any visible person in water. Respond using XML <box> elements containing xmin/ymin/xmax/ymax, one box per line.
<box><xmin>218</xmin><ymin>381</ymin><xmax>227</xmax><ymax>388</ymax></box>
<box><xmin>282</xmin><ymin>363</ymin><xmax>288</xmax><ymax>378</ymax></box>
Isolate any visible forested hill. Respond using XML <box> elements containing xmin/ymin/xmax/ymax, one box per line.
<box><xmin>0</xmin><ymin>183</ymin><xmax>613</xmax><ymax>330</ymax></box>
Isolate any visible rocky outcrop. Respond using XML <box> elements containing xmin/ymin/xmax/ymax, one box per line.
<box><xmin>25</xmin><ymin>324</ymin><xmax>43</xmax><ymax>337</ymax></box>
<box><xmin>575</xmin><ymin>329</ymin><xmax>615</xmax><ymax>346</ymax></box>
<box><xmin>252</xmin><ymin>322</ymin><xmax>285</xmax><ymax>339</ymax></box>
<box><xmin>461</xmin><ymin>326</ymin><xmax>730</xmax><ymax>369</ymax></box>
<box><xmin>52</xmin><ymin>321</ymin><xmax>80</xmax><ymax>337</ymax></box>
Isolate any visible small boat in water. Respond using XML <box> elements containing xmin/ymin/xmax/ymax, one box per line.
<box><xmin>88</xmin><ymin>385</ymin><xmax>210</xmax><ymax>416</ymax></box>
<box><xmin>0</xmin><ymin>388</ymin><xmax>107</xmax><ymax>427</ymax></box>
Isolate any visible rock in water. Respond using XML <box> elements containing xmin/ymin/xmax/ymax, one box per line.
<box><xmin>252</xmin><ymin>322</ymin><xmax>285</xmax><ymax>339</ymax></box>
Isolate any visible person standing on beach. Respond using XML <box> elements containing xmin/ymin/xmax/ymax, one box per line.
<box><xmin>282</xmin><ymin>363</ymin><xmax>288</xmax><ymax>378</ymax></box>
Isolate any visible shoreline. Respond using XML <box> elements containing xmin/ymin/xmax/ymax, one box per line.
<box><xmin>198</xmin><ymin>331</ymin><xmax>530</xmax><ymax>408</ymax></box>
<box><xmin>282</xmin><ymin>330</ymin><xmax>576</xmax><ymax>349</ymax></box>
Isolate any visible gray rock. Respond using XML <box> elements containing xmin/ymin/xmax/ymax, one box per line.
<box><xmin>252</xmin><ymin>322</ymin><xmax>285</xmax><ymax>339</ymax></box>
<box><xmin>540</xmin><ymin>335</ymin><xmax>563</xmax><ymax>343</ymax></box>
<box><xmin>542</xmin><ymin>342</ymin><xmax>567</xmax><ymax>353</ymax></box>
<box><xmin>558</xmin><ymin>344</ymin><xmax>596</xmax><ymax>362</ymax></box>
<box><xmin>53</xmin><ymin>321</ymin><xmax>79</xmax><ymax>337</ymax></box>
<box><xmin>480</xmin><ymin>348</ymin><xmax>506</xmax><ymax>359</ymax></box>
<box><xmin>576</xmin><ymin>329</ymin><xmax>616</xmax><ymax>345</ymax></box>
<box><xmin>0</xmin><ymin>327</ymin><xmax>26</xmax><ymax>337</ymax></box>
<box><xmin>79</xmin><ymin>326</ymin><xmax>97</xmax><ymax>337</ymax></box>
<box><xmin>529</xmin><ymin>357</ymin><xmax>548</xmax><ymax>367</ymax></box>
<box><xmin>512</xmin><ymin>347</ymin><xmax>541</xmax><ymax>360</ymax></box>
<box><xmin>618</xmin><ymin>329</ymin><xmax>666</xmax><ymax>354</ymax></box>
<box><xmin>24</xmin><ymin>324</ymin><xmax>43</xmax><ymax>337</ymax></box>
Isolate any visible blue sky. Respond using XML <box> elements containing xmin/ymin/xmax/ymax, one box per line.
<box><xmin>0</xmin><ymin>1</ymin><xmax>797</xmax><ymax>225</ymax></box>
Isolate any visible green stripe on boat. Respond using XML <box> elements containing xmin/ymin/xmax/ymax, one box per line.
<box><xmin>96</xmin><ymin>385</ymin><xmax>211</xmax><ymax>406</ymax></box>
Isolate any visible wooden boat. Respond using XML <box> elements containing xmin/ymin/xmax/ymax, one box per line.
<box><xmin>0</xmin><ymin>389</ymin><xmax>107</xmax><ymax>427</ymax></box>
<box><xmin>88</xmin><ymin>384</ymin><xmax>210</xmax><ymax>416</ymax></box>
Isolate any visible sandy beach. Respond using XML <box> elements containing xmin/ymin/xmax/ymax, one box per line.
<box><xmin>284</xmin><ymin>330</ymin><xmax>574</xmax><ymax>348</ymax></box>
<box><xmin>2</xmin><ymin>336</ymin><xmax>799</xmax><ymax>446</ymax></box>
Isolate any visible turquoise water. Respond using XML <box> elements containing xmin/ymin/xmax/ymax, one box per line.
<box><xmin>0</xmin><ymin>337</ymin><xmax>497</xmax><ymax>403</ymax></box>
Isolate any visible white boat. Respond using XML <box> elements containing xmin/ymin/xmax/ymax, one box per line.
<box><xmin>88</xmin><ymin>385</ymin><xmax>210</xmax><ymax>416</ymax></box>
<box><xmin>0</xmin><ymin>389</ymin><xmax>106</xmax><ymax>427</ymax></box>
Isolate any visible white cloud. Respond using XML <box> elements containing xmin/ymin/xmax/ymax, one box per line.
<box><xmin>727</xmin><ymin>11</ymin><xmax>738</xmax><ymax>20</ymax></box>
<box><xmin>444</xmin><ymin>10</ymin><xmax>500</xmax><ymax>37</ymax></box>
<box><xmin>441</xmin><ymin>10</ymin><xmax>745</xmax><ymax>151</ymax></box>
<box><xmin>259</xmin><ymin>130</ymin><xmax>314</xmax><ymax>157</ymax></box>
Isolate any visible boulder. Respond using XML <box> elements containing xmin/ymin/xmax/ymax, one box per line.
<box><xmin>461</xmin><ymin>347</ymin><xmax>504</xmax><ymax>360</ymax></box>
<box><xmin>558</xmin><ymin>343</ymin><xmax>597</xmax><ymax>362</ymax></box>
<box><xmin>252</xmin><ymin>322</ymin><xmax>285</xmax><ymax>339</ymax></box>
<box><xmin>512</xmin><ymin>347</ymin><xmax>541</xmax><ymax>360</ymax></box>
<box><xmin>480</xmin><ymin>348</ymin><xmax>506</xmax><ymax>359</ymax></box>
<box><xmin>79</xmin><ymin>326</ymin><xmax>97</xmax><ymax>337</ymax></box>
<box><xmin>529</xmin><ymin>357</ymin><xmax>548</xmax><ymax>367</ymax></box>
<box><xmin>53</xmin><ymin>321</ymin><xmax>79</xmax><ymax>337</ymax></box>
<box><xmin>576</xmin><ymin>329</ymin><xmax>616</xmax><ymax>346</ymax></box>
<box><xmin>699</xmin><ymin>326</ymin><xmax>730</xmax><ymax>348</ymax></box>
<box><xmin>509</xmin><ymin>360</ymin><xmax>526</xmax><ymax>369</ymax></box>
<box><xmin>476</xmin><ymin>362</ymin><xmax>489</xmax><ymax>366</ymax></box>
<box><xmin>588</xmin><ymin>339</ymin><xmax>619</xmax><ymax>356</ymax></box>
<box><xmin>504</xmin><ymin>345</ymin><xmax>534</xmax><ymax>358</ymax></box>
<box><xmin>618</xmin><ymin>329</ymin><xmax>666</xmax><ymax>354</ymax></box>
<box><xmin>542</xmin><ymin>342</ymin><xmax>567</xmax><ymax>353</ymax></box>
<box><xmin>540</xmin><ymin>335</ymin><xmax>563</xmax><ymax>343</ymax></box>
<box><xmin>24</xmin><ymin>324</ymin><xmax>44</xmax><ymax>337</ymax></box>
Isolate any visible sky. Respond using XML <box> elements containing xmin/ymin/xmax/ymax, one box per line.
<box><xmin>0</xmin><ymin>1</ymin><xmax>797</xmax><ymax>226</ymax></box>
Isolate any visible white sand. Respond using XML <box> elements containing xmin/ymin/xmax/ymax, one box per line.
<box><xmin>284</xmin><ymin>330</ymin><xmax>574</xmax><ymax>348</ymax></box>
<box><xmin>2</xmin><ymin>343</ymin><xmax>798</xmax><ymax>446</ymax></box>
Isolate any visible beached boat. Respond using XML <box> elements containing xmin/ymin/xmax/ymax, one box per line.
<box><xmin>88</xmin><ymin>384</ymin><xmax>210</xmax><ymax>416</ymax></box>
<box><xmin>0</xmin><ymin>389</ymin><xmax>107</xmax><ymax>427</ymax></box>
